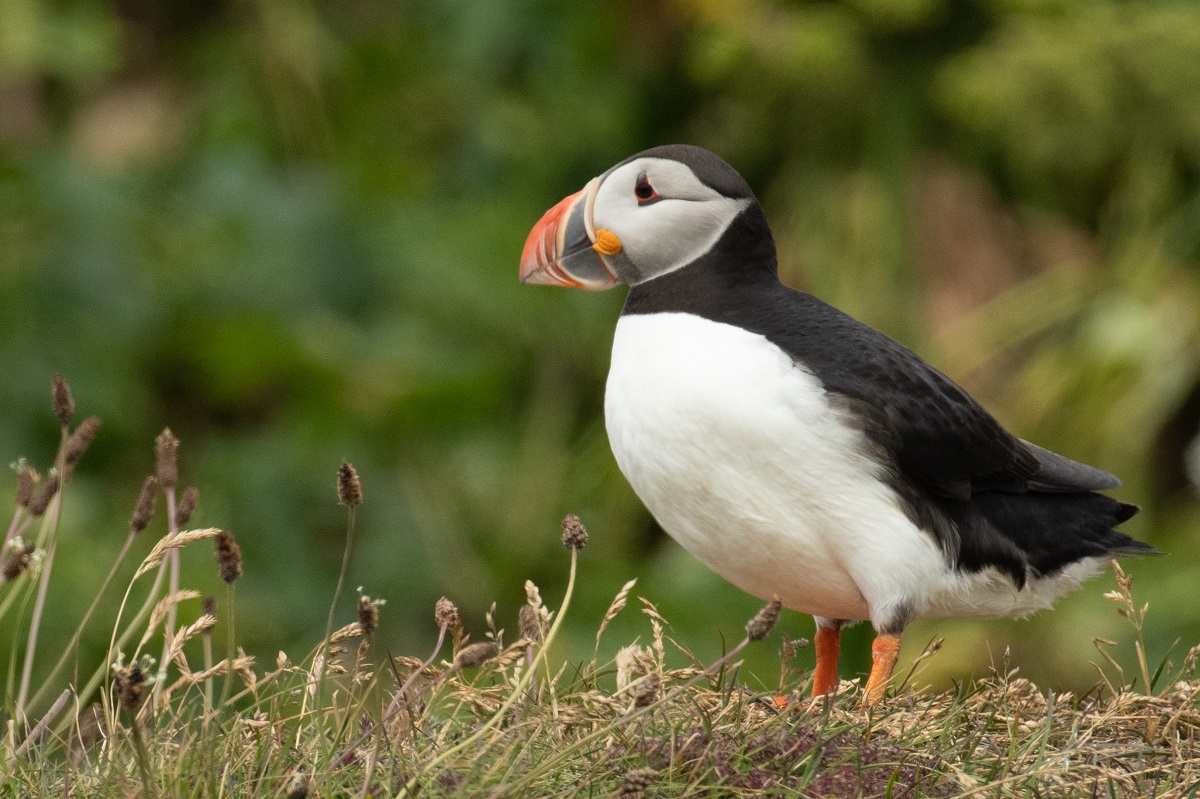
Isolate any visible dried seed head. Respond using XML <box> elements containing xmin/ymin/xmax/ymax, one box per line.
<box><xmin>52</xmin><ymin>375</ymin><xmax>74</xmax><ymax>428</ymax></box>
<box><xmin>453</xmin><ymin>641</ymin><xmax>498</xmax><ymax>670</ymax></box>
<box><xmin>215</xmin><ymin>531</ymin><xmax>243</xmax><ymax>583</ymax></box>
<box><xmin>28</xmin><ymin>473</ymin><xmax>60</xmax><ymax>517</ymax></box>
<box><xmin>781</xmin><ymin>633</ymin><xmax>808</xmax><ymax>662</ymax></box>
<box><xmin>1</xmin><ymin>553</ymin><xmax>20</xmax><ymax>581</ymax></box>
<box><xmin>15</xmin><ymin>467</ymin><xmax>37</xmax><ymax>508</ymax></box>
<box><xmin>114</xmin><ymin>662</ymin><xmax>147</xmax><ymax>712</ymax></box>
<box><xmin>203</xmin><ymin>596</ymin><xmax>217</xmax><ymax>620</ymax></box>
<box><xmin>155</xmin><ymin>428</ymin><xmax>179</xmax><ymax>489</ymax></box>
<box><xmin>518</xmin><ymin>603</ymin><xmax>541</xmax><ymax>643</ymax></box>
<box><xmin>618</xmin><ymin>767</ymin><xmax>658</xmax><ymax>799</ymax></box>
<box><xmin>746</xmin><ymin>595</ymin><xmax>782</xmax><ymax>642</ymax></box>
<box><xmin>130</xmin><ymin>476</ymin><xmax>158</xmax><ymax>534</ymax></box>
<box><xmin>434</xmin><ymin>596</ymin><xmax>460</xmax><ymax>630</ymax></box>
<box><xmin>357</xmin><ymin>595</ymin><xmax>379</xmax><ymax>636</ymax></box>
<box><xmin>285</xmin><ymin>773</ymin><xmax>310</xmax><ymax>799</ymax></box>
<box><xmin>64</xmin><ymin>417</ymin><xmax>101</xmax><ymax>471</ymax></box>
<box><xmin>337</xmin><ymin>462</ymin><xmax>362</xmax><ymax>507</ymax></box>
<box><xmin>175</xmin><ymin>486</ymin><xmax>199</xmax><ymax>528</ymax></box>
<box><xmin>561</xmin><ymin>514</ymin><xmax>588</xmax><ymax>550</ymax></box>
<box><xmin>631</xmin><ymin>672</ymin><xmax>662</xmax><ymax>709</ymax></box>
<box><xmin>3</xmin><ymin>542</ymin><xmax>34</xmax><ymax>581</ymax></box>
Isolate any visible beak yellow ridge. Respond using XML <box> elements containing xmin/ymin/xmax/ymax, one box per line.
<box><xmin>593</xmin><ymin>228</ymin><xmax>623</xmax><ymax>256</ymax></box>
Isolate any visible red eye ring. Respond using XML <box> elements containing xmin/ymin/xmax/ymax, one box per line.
<box><xmin>634</xmin><ymin>171</ymin><xmax>660</xmax><ymax>205</ymax></box>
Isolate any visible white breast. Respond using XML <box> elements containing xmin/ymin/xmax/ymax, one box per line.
<box><xmin>603</xmin><ymin>312</ymin><xmax>1093</xmax><ymax>628</ymax></box>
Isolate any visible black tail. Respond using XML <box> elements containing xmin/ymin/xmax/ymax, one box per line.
<box><xmin>952</xmin><ymin>491</ymin><xmax>1156</xmax><ymax>589</ymax></box>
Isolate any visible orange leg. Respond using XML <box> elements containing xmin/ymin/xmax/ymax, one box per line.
<box><xmin>811</xmin><ymin>625</ymin><xmax>841</xmax><ymax>697</ymax></box>
<box><xmin>861</xmin><ymin>633</ymin><xmax>901</xmax><ymax>707</ymax></box>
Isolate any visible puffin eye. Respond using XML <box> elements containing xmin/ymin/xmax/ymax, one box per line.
<box><xmin>634</xmin><ymin>172</ymin><xmax>660</xmax><ymax>205</ymax></box>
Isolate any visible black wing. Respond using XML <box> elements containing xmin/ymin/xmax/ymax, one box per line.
<box><xmin>737</xmin><ymin>288</ymin><xmax>1125</xmax><ymax>500</ymax></box>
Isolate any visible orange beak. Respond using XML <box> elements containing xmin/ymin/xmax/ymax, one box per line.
<box><xmin>519</xmin><ymin>178</ymin><xmax>618</xmax><ymax>290</ymax></box>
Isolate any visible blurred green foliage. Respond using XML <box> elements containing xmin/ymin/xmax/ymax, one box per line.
<box><xmin>1</xmin><ymin>0</ymin><xmax>1198</xmax><ymax>709</ymax></box>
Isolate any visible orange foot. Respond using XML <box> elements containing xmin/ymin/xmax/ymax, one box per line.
<box><xmin>861</xmin><ymin>633</ymin><xmax>901</xmax><ymax>707</ymax></box>
<box><xmin>811</xmin><ymin>624</ymin><xmax>842</xmax><ymax>698</ymax></box>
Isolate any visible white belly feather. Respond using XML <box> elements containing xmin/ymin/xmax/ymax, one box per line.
<box><xmin>604</xmin><ymin>313</ymin><xmax>1101</xmax><ymax>627</ymax></box>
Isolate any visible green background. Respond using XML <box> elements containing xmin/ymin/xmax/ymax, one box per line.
<box><xmin>2</xmin><ymin>0</ymin><xmax>1198</xmax><ymax>709</ymax></box>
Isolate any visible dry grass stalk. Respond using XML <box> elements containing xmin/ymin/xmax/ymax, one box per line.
<box><xmin>230</xmin><ymin>650</ymin><xmax>258</xmax><ymax>693</ymax></box>
<box><xmin>137</xmin><ymin>589</ymin><xmax>202</xmax><ymax>653</ymax></box>
<box><xmin>596</xmin><ymin>577</ymin><xmax>638</xmax><ymax>654</ymax></box>
<box><xmin>639</xmin><ymin>598</ymin><xmax>668</xmax><ymax>670</ymax></box>
<box><xmin>330</xmin><ymin>622</ymin><xmax>364</xmax><ymax>644</ymax></box>
<box><xmin>14</xmin><ymin>688</ymin><xmax>72</xmax><ymax>758</ymax></box>
<box><xmin>523</xmin><ymin>581</ymin><xmax>553</xmax><ymax>632</ymax></box>
<box><xmin>161</xmin><ymin>664</ymin><xmax>227</xmax><ymax>701</ymax></box>
<box><xmin>164</xmin><ymin>613</ymin><xmax>217</xmax><ymax>668</ymax></box>
<box><xmin>615</xmin><ymin>645</ymin><xmax>656</xmax><ymax>693</ymax></box>
<box><xmin>133</xmin><ymin>528</ymin><xmax>222</xmax><ymax>580</ymax></box>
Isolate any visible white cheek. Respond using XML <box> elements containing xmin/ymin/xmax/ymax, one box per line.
<box><xmin>593</xmin><ymin>192</ymin><xmax>748</xmax><ymax>283</ymax></box>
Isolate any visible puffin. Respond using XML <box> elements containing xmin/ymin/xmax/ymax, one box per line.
<box><xmin>519</xmin><ymin>144</ymin><xmax>1153</xmax><ymax>706</ymax></box>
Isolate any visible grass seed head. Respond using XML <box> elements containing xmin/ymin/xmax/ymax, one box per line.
<box><xmin>337</xmin><ymin>461</ymin><xmax>362</xmax><ymax>507</ymax></box>
<box><xmin>28</xmin><ymin>472</ymin><xmax>60</xmax><ymax>517</ymax></box>
<box><xmin>3</xmin><ymin>541</ymin><xmax>35</xmax><ymax>580</ymax></box>
<box><xmin>203</xmin><ymin>595</ymin><xmax>217</xmax><ymax>620</ymax></box>
<box><xmin>435</xmin><ymin>596</ymin><xmax>460</xmax><ymax>630</ymax></box>
<box><xmin>155</xmin><ymin>428</ymin><xmax>179</xmax><ymax>489</ymax></box>
<box><xmin>518</xmin><ymin>603</ymin><xmax>541</xmax><ymax>643</ymax></box>
<box><xmin>175</xmin><ymin>486</ymin><xmax>199</xmax><ymax>528</ymax></box>
<box><xmin>285</xmin><ymin>773</ymin><xmax>310</xmax><ymax>799</ymax></box>
<box><xmin>114</xmin><ymin>662</ymin><xmax>147</xmax><ymax>712</ymax></box>
<box><xmin>780</xmin><ymin>633</ymin><xmax>809</xmax><ymax>665</ymax></box>
<box><xmin>130</xmin><ymin>475</ymin><xmax>159</xmax><ymax>534</ymax></box>
<box><xmin>746</xmin><ymin>595</ymin><xmax>783</xmax><ymax>642</ymax></box>
<box><xmin>64</xmin><ymin>416</ymin><xmax>101</xmax><ymax>471</ymax></box>
<box><xmin>15</xmin><ymin>466</ymin><xmax>37</xmax><ymax>508</ymax></box>
<box><xmin>52</xmin><ymin>374</ymin><xmax>75</xmax><ymax>428</ymax></box>
<box><xmin>631</xmin><ymin>672</ymin><xmax>662</xmax><ymax>709</ymax></box>
<box><xmin>619</xmin><ymin>767</ymin><xmax>658</xmax><ymax>799</ymax></box>
<box><xmin>358</xmin><ymin>594</ymin><xmax>380</xmax><ymax>636</ymax></box>
<box><xmin>561</xmin><ymin>513</ymin><xmax>588</xmax><ymax>550</ymax></box>
<box><xmin>215</xmin><ymin>531</ymin><xmax>243</xmax><ymax>583</ymax></box>
<box><xmin>1</xmin><ymin>552</ymin><xmax>21</xmax><ymax>581</ymax></box>
<box><xmin>453</xmin><ymin>641</ymin><xmax>498</xmax><ymax>670</ymax></box>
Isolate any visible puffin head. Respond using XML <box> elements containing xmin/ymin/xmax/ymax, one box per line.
<box><xmin>520</xmin><ymin>145</ymin><xmax>764</xmax><ymax>289</ymax></box>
